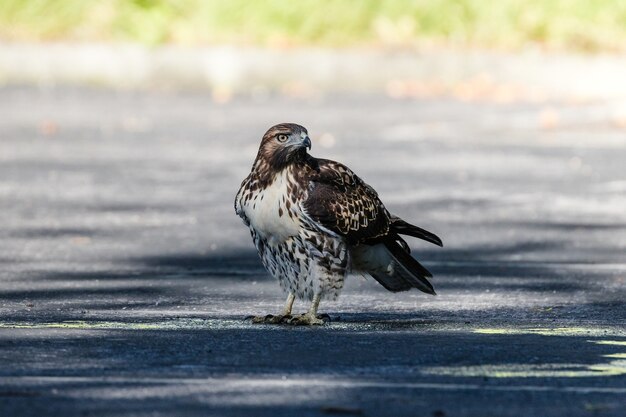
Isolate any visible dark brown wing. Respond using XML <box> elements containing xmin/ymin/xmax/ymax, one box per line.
<box><xmin>303</xmin><ymin>159</ymin><xmax>391</xmax><ymax>244</ymax></box>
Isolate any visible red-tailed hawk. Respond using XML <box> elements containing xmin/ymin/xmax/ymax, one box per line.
<box><xmin>235</xmin><ymin>123</ymin><xmax>442</xmax><ymax>325</ymax></box>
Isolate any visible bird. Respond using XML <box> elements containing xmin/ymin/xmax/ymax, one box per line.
<box><xmin>235</xmin><ymin>123</ymin><xmax>442</xmax><ymax>325</ymax></box>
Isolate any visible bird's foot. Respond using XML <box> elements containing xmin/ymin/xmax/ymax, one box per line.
<box><xmin>287</xmin><ymin>313</ymin><xmax>330</xmax><ymax>326</ymax></box>
<box><xmin>248</xmin><ymin>314</ymin><xmax>292</xmax><ymax>324</ymax></box>
<box><xmin>246</xmin><ymin>313</ymin><xmax>330</xmax><ymax>325</ymax></box>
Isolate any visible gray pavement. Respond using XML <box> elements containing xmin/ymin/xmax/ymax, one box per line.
<box><xmin>0</xmin><ymin>86</ymin><xmax>625</xmax><ymax>416</ymax></box>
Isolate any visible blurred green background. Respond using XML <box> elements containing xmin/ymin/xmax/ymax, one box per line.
<box><xmin>1</xmin><ymin>0</ymin><xmax>626</xmax><ymax>52</ymax></box>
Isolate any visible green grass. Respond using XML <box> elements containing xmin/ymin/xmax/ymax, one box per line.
<box><xmin>1</xmin><ymin>0</ymin><xmax>626</xmax><ymax>52</ymax></box>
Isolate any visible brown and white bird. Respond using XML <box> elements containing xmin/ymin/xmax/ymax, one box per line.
<box><xmin>235</xmin><ymin>123</ymin><xmax>442</xmax><ymax>325</ymax></box>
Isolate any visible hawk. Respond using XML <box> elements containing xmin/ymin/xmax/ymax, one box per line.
<box><xmin>235</xmin><ymin>123</ymin><xmax>442</xmax><ymax>325</ymax></box>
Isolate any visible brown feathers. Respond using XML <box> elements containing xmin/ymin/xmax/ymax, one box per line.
<box><xmin>303</xmin><ymin>159</ymin><xmax>391</xmax><ymax>245</ymax></box>
<box><xmin>235</xmin><ymin>123</ymin><xmax>443</xmax><ymax>301</ymax></box>
<box><xmin>256</xmin><ymin>123</ymin><xmax>309</xmax><ymax>173</ymax></box>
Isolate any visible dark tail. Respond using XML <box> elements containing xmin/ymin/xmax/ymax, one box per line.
<box><xmin>368</xmin><ymin>238</ymin><xmax>436</xmax><ymax>295</ymax></box>
<box><xmin>390</xmin><ymin>216</ymin><xmax>443</xmax><ymax>247</ymax></box>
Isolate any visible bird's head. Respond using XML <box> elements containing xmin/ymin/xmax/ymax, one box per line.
<box><xmin>256</xmin><ymin>123</ymin><xmax>311</xmax><ymax>171</ymax></box>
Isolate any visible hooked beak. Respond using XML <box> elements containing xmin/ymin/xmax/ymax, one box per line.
<box><xmin>302</xmin><ymin>136</ymin><xmax>311</xmax><ymax>150</ymax></box>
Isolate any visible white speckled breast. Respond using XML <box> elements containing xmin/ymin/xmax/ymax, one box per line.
<box><xmin>243</xmin><ymin>169</ymin><xmax>301</xmax><ymax>244</ymax></box>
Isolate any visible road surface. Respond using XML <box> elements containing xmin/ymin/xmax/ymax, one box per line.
<box><xmin>0</xmin><ymin>86</ymin><xmax>624</xmax><ymax>416</ymax></box>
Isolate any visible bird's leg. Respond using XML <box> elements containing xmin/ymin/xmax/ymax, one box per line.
<box><xmin>251</xmin><ymin>292</ymin><xmax>295</xmax><ymax>324</ymax></box>
<box><xmin>309</xmin><ymin>293</ymin><xmax>321</xmax><ymax>317</ymax></box>
<box><xmin>288</xmin><ymin>293</ymin><xmax>326</xmax><ymax>325</ymax></box>
<box><xmin>281</xmin><ymin>292</ymin><xmax>296</xmax><ymax>316</ymax></box>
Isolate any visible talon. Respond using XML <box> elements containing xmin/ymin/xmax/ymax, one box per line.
<box><xmin>317</xmin><ymin>313</ymin><xmax>331</xmax><ymax>322</ymax></box>
<box><xmin>268</xmin><ymin>315</ymin><xmax>285</xmax><ymax>324</ymax></box>
<box><xmin>286</xmin><ymin>313</ymin><xmax>325</xmax><ymax>326</ymax></box>
<box><xmin>249</xmin><ymin>314</ymin><xmax>290</xmax><ymax>324</ymax></box>
<box><xmin>250</xmin><ymin>316</ymin><xmax>266</xmax><ymax>324</ymax></box>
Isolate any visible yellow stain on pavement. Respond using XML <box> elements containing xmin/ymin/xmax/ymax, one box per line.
<box><xmin>421</xmin><ymin>328</ymin><xmax>626</xmax><ymax>379</ymax></box>
<box><xmin>473</xmin><ymin>327</ymin><xmax>620</xmax><ymax>337</ymax></box>
<box><xmin>423</xmin><ymin>363</ymin><xmax>626</xmax><ymax>378</ymax></box>
<box><xmin>594</xmin><ymin>340</ymin><xmax>626</xmax><ymax>346</ymax></box>
<box><xmin>603</xmin><ymin>353</ymin><xmax>626</xmax><ymax>358</ymax></box>
<box><xmin>0</xmin><ymin>319</ymin><xmax>226</xmax><ymax>330</ymax></box>
<box><xmin>0</xmin><ymin>320</ymin><xmax>159</xmax><ymax>330</ymax></box>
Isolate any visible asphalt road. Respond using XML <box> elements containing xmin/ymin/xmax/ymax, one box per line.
<box><xmin>0</xmin><ymin>86</ymin><xmax>625</xmax><ymax>416</ymax></box>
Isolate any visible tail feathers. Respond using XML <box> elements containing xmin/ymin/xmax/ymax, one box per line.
<box><xmin>390</xmin><ymin>216</ymin><xmax>443</xmax><ymax>247</ymax></box>
<box><xmin>367</xmin><ymin>240</ymin><xmax>436</xmax><ymax>295</ymax></box>
<box><xmin>395</xmin><ymin>235</ymin><xmax>411</xmax><ymax>253</ymax></box>
<box><xmin>370</xmin><ymin>271</ymin><xmax>413</xmax><ymax>292</ymax></box>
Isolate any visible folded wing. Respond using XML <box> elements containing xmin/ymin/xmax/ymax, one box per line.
<box><xmin>303</xmin><ymin>158</ymin><xmax>441</xmax><ymax>295</ymax></box>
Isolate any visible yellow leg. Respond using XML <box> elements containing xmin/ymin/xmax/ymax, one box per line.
<box><xmin>308</xmin><ymin>293</ymin><xmax>321</xmax><ymax>317</ymax></box>
<box><xmin>282</xmin><ymin>292</ymin><xmax>296</xmax><ymax>316</ymax></box>
<box><xmin>289</xmin><ymin>293</ymin><xmax>325</xmax><ymax>325</ymax></box>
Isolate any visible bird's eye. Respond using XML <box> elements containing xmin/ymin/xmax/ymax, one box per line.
<box><xmin>276</xmin><ymin>134</ymin><xmax>289</xmax><ymax>143</ymax></box>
